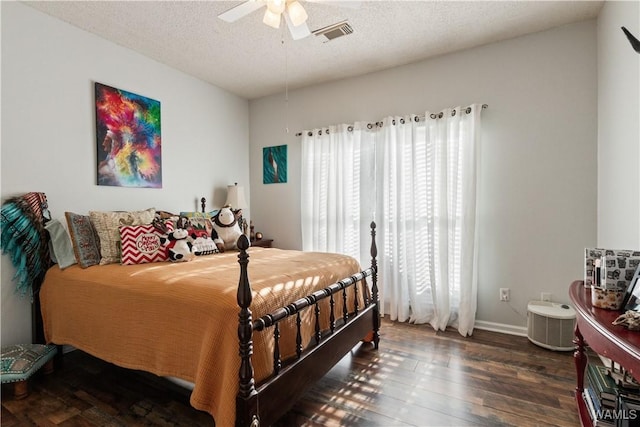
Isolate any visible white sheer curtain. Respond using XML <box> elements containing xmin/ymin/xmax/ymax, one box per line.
<box><xmin>376</xmin><ymin>106</ymin><xmax>481</xmax><ymax>336</ymax></box>
<box><xmin>301</xmin><ymin>104</ymin><xmax>482</xmax><ymax>336</ymax></box>
<box><xmin>301</xmin><ymin>123</ymin><xmax>375</xmax><ymax>263</ymax></box>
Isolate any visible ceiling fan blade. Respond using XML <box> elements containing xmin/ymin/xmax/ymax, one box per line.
<box><xmin>218</xmin><ymin>1</ymin><xmax>265</xmax><ymax>23</ymax></box>
<box><xmin>306</xmin><ymin>0</ymin><xmax>361</xmax><ymax>9</ymax></box>
<box><xmin>284</xmin><ymin>13</ymin><xmax>311</xmax><ymax>40</ymax></box>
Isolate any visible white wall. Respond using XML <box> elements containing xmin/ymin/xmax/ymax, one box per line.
<box><xmin>249</xmin><ymin>20</ymin><xmax>598</xmax><ymax>330</ymax></box>
<box><xmin>597</xmin><ymin>1</ymin><xmax>640</xmax><ymax>249</ymax></box>
<box><xmin>1</xmin><ymin>2</ymin><xmax>250</xmax><ymax>345</ymax></box>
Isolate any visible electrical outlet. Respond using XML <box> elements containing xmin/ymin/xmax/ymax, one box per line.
<box><xmin>541</xmin><ymin>292</ymin><xmax>552</xmax><ymax>302</ymax></box>
<box><xmin>500</xmin><ymin>288</ymin><xmax>510</xmax><ymax>302</ymax></box>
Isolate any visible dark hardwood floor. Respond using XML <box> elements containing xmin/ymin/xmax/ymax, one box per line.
<box><xmin>2</xmin><ymin>318</ymin><xmax>581</xmax><ymax>426</ymax></box>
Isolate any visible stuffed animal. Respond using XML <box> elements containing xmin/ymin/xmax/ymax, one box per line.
<box><xmin>212</xmin><ymin>205</ymin><xmax>245</xmax><ymax>251</ymax></box>
<box><xmin>164</xmin><ymin>228</ymin><xmax>195</xmax><ymax>262</ymax></box>
<box><xmin>209</xmin><ymin>228</ymin><xmax>225</xmax><ymax>252</ymax></box>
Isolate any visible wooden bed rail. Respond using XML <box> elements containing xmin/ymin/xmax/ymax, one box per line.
<box><xmin>253</xmin><ymin>267</ymin><xmax>375</xmax><ymax>368</ymax></box>
<box><xmin>235</xmin><ymin>222</ymin><xmax>379</xmax><ymax>427</ymax></box>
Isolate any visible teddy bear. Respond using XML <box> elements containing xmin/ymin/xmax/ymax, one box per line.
<box><xmin>164</xmin><ymin>228</ymin><xmax>195</xmax><ymax>262</ymax></box>
<box><xmin>212</xmin><ymin>205</ymin><xmax>245</xmax><ymax>251</ymax></box>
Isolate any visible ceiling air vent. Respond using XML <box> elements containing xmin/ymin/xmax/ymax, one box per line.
<box><xmin>313</xmin><ymin>20</ymin><xmax>353</xmax><ymax>42</ymax></box>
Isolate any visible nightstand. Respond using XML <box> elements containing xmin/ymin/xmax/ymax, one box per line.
<box><xmin>250</xmin><ymin>238</ymin><xmax>273</xmax><ymax>248</ymax></box>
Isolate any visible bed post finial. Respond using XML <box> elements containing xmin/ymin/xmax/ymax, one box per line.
<box><xmin>370</xmin><ymin>221</ymin><xmax>380</xmax><ymax>349</ymax></box>
<box><xmin>236</xmin><ymin>234</ymin><xmax>259</xmax><ymax>426</ymax></box>
<box><xmin>200</xmin><ymin>197</ymin><xmax>206</xmax><ymax>213</ymax></box>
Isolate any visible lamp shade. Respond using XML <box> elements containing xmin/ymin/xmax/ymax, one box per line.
<box><xmin>225</xmin><ymin>183</ymin><xmax>248</xmax><ymax>210</ymax></box>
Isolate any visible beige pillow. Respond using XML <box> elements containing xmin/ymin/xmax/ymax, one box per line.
<box><xmin>89</xmin><ymin>208</ymin><xmax>155</xmax><ymax>265</ymax></box>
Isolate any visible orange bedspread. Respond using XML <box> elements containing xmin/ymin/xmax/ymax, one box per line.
<box><xmin>40</xmin><ymin>248</ymin><xmax>363</xmax><ymax>426</ymax></box>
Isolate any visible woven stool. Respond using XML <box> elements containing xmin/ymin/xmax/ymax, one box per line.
<box><xmin>1</xmin><ymin>344</ymin><xmax>57</xmax><ymax>399</ymax></box>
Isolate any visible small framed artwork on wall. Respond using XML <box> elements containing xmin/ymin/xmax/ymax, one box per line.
<box><xmin>263</xmin><ymin>145</ymin><xmax>287</xmax><ymax>184</ymax></box>
<box><xmin>95</xmin><ymin>82</ymin><xmax>162</xmax><ymax>188</ymax></box>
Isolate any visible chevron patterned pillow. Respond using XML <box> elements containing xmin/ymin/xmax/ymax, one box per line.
<box><xmin>119</xmin><ymin>221</ymin><xmax>174</xmax><ymax>265</ymax></box>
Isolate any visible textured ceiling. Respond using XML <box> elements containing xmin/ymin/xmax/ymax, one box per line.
<box><xmin>24</xmin><ymin>1</ymin><xmax>603</xmax><ymax>100</ymax></box>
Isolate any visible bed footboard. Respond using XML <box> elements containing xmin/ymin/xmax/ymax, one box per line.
<box><xmin>235</xmin><ymin>222</ymin><xmax>379</xmax><ymax>427</ymax></box>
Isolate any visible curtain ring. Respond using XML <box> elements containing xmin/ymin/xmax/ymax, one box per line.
<box><xmin>348</xmin><ymin>125</ymin><xmax>353</xmax><ymax>132</ymax></box>
<box><xmin>400</xmin><ymin>118</ymin><xmax>405</xmax><ymax>124</ymax></box>
<box><xmin>392</xmin><ymin>119</ymin><xmax>396</xmax><ymax>125</ymax></box>
<box><xmin>430</xmin><ymin>113</ymin><xmax>437</xmax><ymax>119</ymax></box>
<box><xmin>367</xmin><ymin>123</ymin><xmax>373</xmax><ymax>130</ymax></box>
<box><xmin>438</xmin><ymin>112</ymin><xmax>443</xmax><ymax>119</ymax></box>
<box><xmin>414</xmin><ymin>116</ymin><xmax>419</xmax><ymax>122</ymax></box>
<box><xmin>326</xmin><ymin>128</ymin><xmax>330</xmax><ymax>134</ymax></box>
<box><xmin>465</xmin><ymin>107</ymin><xmax>472</xmax><ymax>114</ymax></box>
<box><xmin>307</xmin><ymin>131</ymin><xmax>312</xmax><ymax>137</ymax></box>
<box><xmin>319</xmin><ymin>130</ymin><xmax>322</xmax><ymax>135</ymax></box>
<box><xmin>451</xmin><ymin>110</ymin><xmax>456</xmax><ymax>117</ymax></box>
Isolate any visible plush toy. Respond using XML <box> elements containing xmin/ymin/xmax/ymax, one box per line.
<box><xmin>209</xmin><ymin>228</ymin><xmax>225</xmax><ymax>252</ymax></box>
<box><xmin>164</xmin><ymin>228</ymin><xmax>195</xmax><ymax>262</ymax></box>
<box><xmin>212</xmin><ymin>205</ymin><xmax>245</xmax><ymax>251</ymax></box>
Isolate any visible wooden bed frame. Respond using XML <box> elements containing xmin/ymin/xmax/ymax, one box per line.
<box><xmin>234</xmin><ymin>221</ymin><xmax>380</xmax><ymax>426</ymax></box>
<box><xmin>33</xmin><ymin>207</ymin><xmax>380</xmax><ymax>427</ymax></box>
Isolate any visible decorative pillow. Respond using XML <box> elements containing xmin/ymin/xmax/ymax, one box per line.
<box><xmin>191</xmin><ymin>236</ymin><xmax>220</xmax><ymax>256</ymax></box>
<box><xmin>155</xmin><ymin>210</ymin><xmax>179</xmax><ymax>228</ymax></box>
<box><xmin>156</xmin><ymin>210</ymin><xmax>178</xmax><ymax>220</ymax></box>
<box><xmin>178</xmin><ymin>213</ymin><xmax>215</xmax><ymax>238</ymax></box>
<box><xmin>120</xmin><ymin>221</ymin><xmax>174</xmax><ymax>265</ymax></box>
<box><xmin>89</xmin><ymin>208</ymin><xmax>156</xmax><ymax>265</ymax></box>
<box><xmin>65</xmin><ymin>212</ymin><xmax>101</xmax><ymax>268</ymax></box>
<box><xmin>45</xmin><ymin>219</ymin><xmax>77</xmax><ymax>270</ymax></box>
<box><xmin>179</xmin><ymin>210</ymin><xmax>218</xmax><ymax>219</ymax></box>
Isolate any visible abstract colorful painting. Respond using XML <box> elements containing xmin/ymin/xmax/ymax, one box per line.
<box><xmin>263</xmin><ymin>145</ymin><xmax>287</xmax><ymax>184</ymax></box>
<box><xmin>95</xmin><ymin>82</ymin><xmax>162</xmax><ymax>188</ymax></box>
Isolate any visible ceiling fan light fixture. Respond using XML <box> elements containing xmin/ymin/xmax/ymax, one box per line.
<box><xmin>266</xmin><ymin>0</ymin><xmax>286</xmax><ymax>15</ymax></box>
<box><xmin>263</xmin><ymin>8</ymin><xmax>281</xmax><ymax>28</ymax></box>
<box><xmin>287</xmin><ymin>1</ymin><xmax>308</xmax><ymax>27</ymax></box>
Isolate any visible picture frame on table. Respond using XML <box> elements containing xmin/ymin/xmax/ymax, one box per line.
<box><xmin>622</xmin><ymin>265</ymin><xmax>640</xmax><ymax>311</ymax></box>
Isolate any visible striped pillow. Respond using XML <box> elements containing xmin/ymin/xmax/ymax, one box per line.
<box><xmin>119</xmin><ymin>222</ymin><xmax>174</xmax><ymax>265</ymax></box>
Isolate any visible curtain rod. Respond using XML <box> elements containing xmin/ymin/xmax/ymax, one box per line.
<box><xmin>295</xmin><ymin>104</ymin><xmax>488</xmax><ymax>137</ymax></box>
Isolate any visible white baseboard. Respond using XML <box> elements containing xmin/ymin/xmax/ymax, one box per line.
<box><xmin>474</xmin><ymin>320</ymin><xmax>527</xmax><ymax>337</ymax></box>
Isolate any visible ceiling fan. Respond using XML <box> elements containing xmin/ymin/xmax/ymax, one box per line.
<box><xmin>218</xmin><ymin>0</ymin><xmax>360</xmax><ymax>41</ymax></box>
